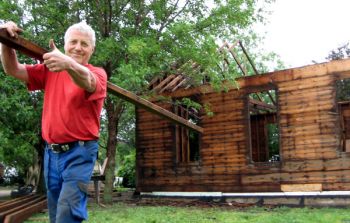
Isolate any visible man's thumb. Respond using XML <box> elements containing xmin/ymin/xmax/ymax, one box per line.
<box><xmin>49</xmin><ymin>39</ymin><xmax>57</xmax><ymax>50</ymax></box>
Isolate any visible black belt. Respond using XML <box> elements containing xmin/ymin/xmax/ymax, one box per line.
<box><xmin>47</xmin><ymin>141</ymin><xmax>86</xmax><ymax>153</ymax></box>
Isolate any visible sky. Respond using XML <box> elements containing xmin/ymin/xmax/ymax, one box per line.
<box><xmin>259</xmin><ymin>0</ymin><xmax>350</xmax><ymax>68</ymax></box>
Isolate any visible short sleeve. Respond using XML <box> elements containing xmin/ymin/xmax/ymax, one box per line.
<box><xmin>85</xmin><ymin>65</ymin><xmax>107</xmax><ymax>101</ymax></box>
<box><xmin>26</xmin><ymin>64</ymin><xmax>47</xmax><ymax>91</ymax></box>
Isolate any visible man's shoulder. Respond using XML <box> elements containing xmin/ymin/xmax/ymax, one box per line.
<box><xmin>86</xmin><ymin>64</ymin><xmax>107</xmax><ymax>84</ymax></box>
<box><xmin>86</xmin><ymin>64</ymin><xmax>106</xmax><ymax>75</ymax></box>
<box><xmin>26</xmin><ymin>63</ymin><xmax>45</xmax><ymax>69</ymax></box>
<box><xmin>86</xmin><ymin>64</ymin><xmax>104</xmax><ymax>71</ymax></box>
<box><xmin>26</xmin><ymin>63</ymin><xmax>48</xmax><ymax>75</ymax></box>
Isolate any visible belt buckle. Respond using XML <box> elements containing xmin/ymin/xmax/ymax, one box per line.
<box><xmin>50</xmin><ymin>144</ymin><xmax>61</xmax><ymax>153</ymax></box>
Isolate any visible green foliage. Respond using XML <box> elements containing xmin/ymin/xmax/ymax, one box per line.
<box><xmin>326</xmin><ymin>42</ymin><xmax>350</xmax><ymax>61</ymax></box>
<box><xmin>0</xmin><ymin>70</ymin><xmax>42</xmax><ymax>177</ymax></box>
<box><xmin>117</xmin><ymin>149</ymin><xmax>136</xmax><ymax>188</ymax></box>
<box><xmin>336</xmin><ymin>79</ymin><xmax>350</xmax><ymax>101</ymax></box>
<box><xmin>267</xmin><ymin>123</ymin><xmax>279</xmax><ymax>159</ymax></box>
<box><xmin>177</xmin><ymin>98</ymin><xmax>202</xmax><ymax>110</ymax></box>
<box><xmin>0</xmin><ymin>1</ymin><xmax>24</xmax><ymax>24</ymax></box>
<box><xmin>326</xmin><ymin>42</ymin><xmax>350</xmax><ymax>102</ymax></box>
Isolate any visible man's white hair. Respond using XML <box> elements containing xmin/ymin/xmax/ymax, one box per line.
<box><xmin>64</xmin><ymin>21</ymin><xmax>96</xmax><ymax>47</ymax></box>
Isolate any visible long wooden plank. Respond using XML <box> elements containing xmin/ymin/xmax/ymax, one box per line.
<box><xmin>0</xmin><ymin>28</ymin><xmax>203</xmax><ymax>133</ymax></box>
<box><xmin>108</xmin><ymin>83</ymin><xmax>203</xmax><ymax>133</ymax></box>
<box><xmin>0</xmin><ymin>196</ymin><xmax>45</xmax><ymax>223</ymax></box>
<box><xmin>4</xmin><ymin>199</ymin><xmax>47</xmax><ymax>223</ymax></box>
<box><xmin>0</xmin><ymin>195</ymin><xmax>39</xmax><ymax>212</ymax></box>
<box><xmin>0</xmin><ymin>29</ymin><xmax>46</xmax><ymax>61</ymax></box>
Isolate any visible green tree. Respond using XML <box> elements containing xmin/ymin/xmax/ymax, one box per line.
<box><xmin>326</xmin><ymin>42</ymin><xmax>350</xmax><ymax>101</ymax></box>
<box><xmin>1</xmin><ymin>0</ymin><xmax>276</xmax><ymax>203</ymax></box>
<box><xmin>0</xmin><ymin>2</ymin><xmax>44</xmax><ymax>190</ymax></box>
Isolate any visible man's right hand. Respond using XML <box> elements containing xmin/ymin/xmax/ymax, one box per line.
<box><xmin>0</xmin><ymin>21</ymin><xmax>28</xmax><ymax>83</ymax></box>
<box><xmin>0</xmin><ymin>21</ymin><xmax>23</xmax><ymax>38</ymax></box>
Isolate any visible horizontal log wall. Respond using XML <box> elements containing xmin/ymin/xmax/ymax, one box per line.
<box><xmin>136</xmin><ymin>60</ymin><xmax>350</xmax><ymax>192</ymax></box>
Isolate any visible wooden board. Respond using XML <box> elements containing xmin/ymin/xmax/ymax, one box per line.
<box><xmin>281</xmin><ymin>184</ymin><xmax>322</xmax><ymax>192</ymax></box>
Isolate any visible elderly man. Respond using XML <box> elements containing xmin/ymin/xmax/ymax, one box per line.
<box><xmin>0</xmin><ymin>21</ymin><xmax>107</xmax><ymax>223</ymax></box>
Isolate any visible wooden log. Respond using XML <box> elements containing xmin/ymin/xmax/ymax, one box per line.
<box><xmin>203</xmin><ymin>97</ymin><xmax>244</xmax><ymax>106</ymax></box>
<box><xmin>136</xmin><ymin>125</ymin><xmax>172</xmax><ymax>132</ymax></box>
<box><xmin>200</xmin><ymin>90</ymin><xmax>241</xmax><ymax>99</ymax></box>
<box><xmin>283</xmin><ymin>151</ymin><xmax>338</xmax><ymax>160</ymax></box>
<box><xmin>0</xmin><ymin>195</ymin><xmax>39</xmax><ymax>212</ymax></box>
<box><xmin>282</xmin><ymin>142</ymin><xmax>339</xmax><ymax>151</ymax></box>
<box><xmin>138</xmin><ymin>132</ymin><xmax>172</xmax><ymax>138</ymax></box>
<box><xmin>0</xmin><ymin>29</ymin><xmax>203</xmax><ymax>133</ymax></box>
<box><xmin>277</xmin><ymin>75</ymin><xmax>334</xmax><ymax>92</ymax></box>
<box><xmin>4</xmin><ymin>199</ymin><xmax>47</xmax><ymax>223</ymax></box>
<box><xmin>202</xmin><ymin>114</ymin><xmax>246</xmax><ymax>123</ymax></box>
<box><xmin>0</xmin><ymin>29</ymin><xmax>47</xmax><ymax>61</ymax></box>
<box><xmin>202</xmin><ymin>119</ymin><xmax>246</xmax><ymax>127</ymax></box>
<box><xmin>278</xmin><ymin>94</ymin><xmax>334</xmax><ymax>106</ymax></box>
<box><xmin>201</xmin><ymin>127</ymin><xmax>247</xmax><ymax>135</ymax></box>
<box><xmin>202</xmin><ymin>131</ymin><xmax>245</xmax><ymax>139</ymax></box>
<box><xmin>334</xmin><ymin>70</ymin><xmax>350</xmax><ymax>80</ymax></box>
<box><xmin>108</xmin><ymin>82</ymin><xmax>203</xmax><ymax>133</ymax></box>
<box><xmin>280</xmin><ymin>126</ymin><xmax>338</xmax><ymax>136</ymax></box>
<box><xmin>0</xmin><ymin>196</ymin><xmax>46</xmax><ymax>223</ymax></box>
<box><xmin>282</xmin><ymin>158</ymin><xmax>350</xmax><ymax>173</ymax></box>
<box><xmin>280</xmin><ymin>104</ymin><xmax>334</xmax><ymax>115</ymax></box>
<box><xmin>279</xmin><ymin>113</ymin><xmax>338</xmax><ymax>125</ymax></box>
<box><xmin>278</xmin><ymin>86</ymin><xmax>334</xmax><ymax>101</ymax></box>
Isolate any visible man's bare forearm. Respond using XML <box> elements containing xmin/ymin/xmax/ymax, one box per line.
<box><xmin>1</xmin><ymin>43</ymin><xmax>17</xmax><ymax>73</ymax></box>
<box><xmin>67</xmin><ymin>60</ymin><xmax>96</xmax><ymax>93</ymax></box>
<box><xmin>1</xmin><ymin>43</ymin><xmax>28</xmax><ymax>82</ymax></box>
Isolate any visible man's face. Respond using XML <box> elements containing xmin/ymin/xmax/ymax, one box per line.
<box><xmin>64</xmin><ymin>29</ymin><xmax>94</xmax><ymax>65</ymax></box>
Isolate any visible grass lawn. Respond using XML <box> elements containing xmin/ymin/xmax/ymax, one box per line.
<box><xmin>25</xmin><ymin>202</ymin><xmax>350</xmax><ymax>223</ymax></box>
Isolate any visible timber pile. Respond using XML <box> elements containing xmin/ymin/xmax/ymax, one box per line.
<box><xmin>0</xmin><ymin>194</ymin><xmax>47</xmax><ymax>223</ymax></box>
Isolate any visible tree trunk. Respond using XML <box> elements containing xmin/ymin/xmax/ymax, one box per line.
<box><xmin>35</xmin><ymin>138</ymin><xmax>46</xmax><ymax>195</ymax></box>
<box><xmin>103</xmin><ymin>96</ymin><xmax>124</xmax><ymax>204</ymax></box>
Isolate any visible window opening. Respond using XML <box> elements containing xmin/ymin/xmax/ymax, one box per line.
<box><xmin>174</xmin><ymin>102</ymin><xmax>201</xmax><ymax>163</ymax></box>
<box><xmin>248</xmin><ymin>89</ymin><xmax>280</xmax><ymax>162</ymax></box>
<box><xmin>336</xmin><ymin>79</ymin><xmax>350</xmax><ymax>152</ymax></box>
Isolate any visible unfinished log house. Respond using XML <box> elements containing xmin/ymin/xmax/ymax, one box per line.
<box><xmin>136</xmin><ymin>58</ymin><xmax>350</xmax><ymax>193</ymax></box>
<box><xmin>3</xmin><ymin>27</ymin><xmax>350</xmax><ymax>194</ymax></box>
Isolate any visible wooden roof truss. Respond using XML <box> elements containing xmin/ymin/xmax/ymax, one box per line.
<box><xmin>149</xmin><ymin>40</ymin><xmax>277</xmax><ymax>114</ymax></box>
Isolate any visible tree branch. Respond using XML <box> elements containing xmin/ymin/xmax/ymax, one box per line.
<box><xmin>157</xmin><ymin>0</ymin><xmax>189</xmax><ymax>39</ymax></box>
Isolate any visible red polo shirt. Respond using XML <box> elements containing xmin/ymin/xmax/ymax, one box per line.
<box><xmin>26</xmin><ymin>63</ymin><xmax>107</xmax><ymax>144</ymax></box>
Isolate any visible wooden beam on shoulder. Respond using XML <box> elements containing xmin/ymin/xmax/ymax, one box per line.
<box><xmin>0</xmin><ymin>29</ymin><xmax>47</xmax><ymax>61</ymax></box>
<box><xmin>0</xmin><ymin>28</ymin><xmax>203</xmax><ymax>133</ymax></box>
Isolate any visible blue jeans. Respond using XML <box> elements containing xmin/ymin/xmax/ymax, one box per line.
<box><xmin>44</xmin><ymin>141</ymin><xmax>98</xmax><ymax>223</ymax></box>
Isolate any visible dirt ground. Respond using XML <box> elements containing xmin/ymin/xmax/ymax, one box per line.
<box><xmin>103</xmin><ymin>191</ymin><xmax>264</xmax><ymax>210</ymax></box>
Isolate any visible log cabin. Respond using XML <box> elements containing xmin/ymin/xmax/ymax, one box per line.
<box><xmin>2</xmin><ymin>27</ymin><xmax>350</xmax><ymax>196</ymax></box>
<box><xmin>136</xmin><ymin>58</ymin><xmax>350</xmax><ymax>193</ymax></box>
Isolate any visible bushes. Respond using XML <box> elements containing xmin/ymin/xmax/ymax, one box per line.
<box><xmin>117</xmin><ymin>149</ymin><xmax>136</xmax><ymax>188</ymax></box>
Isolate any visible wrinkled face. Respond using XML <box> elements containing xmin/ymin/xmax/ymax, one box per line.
<box><xmin>64</xmin><ymin>29</ymin><xmax>94</xmax><ymax>65</ymax></box>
